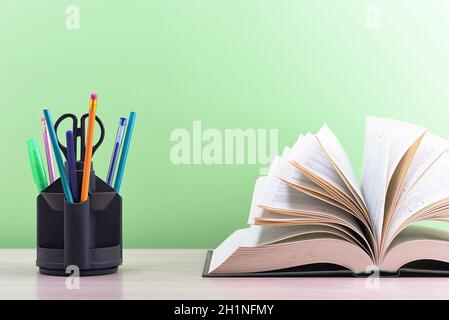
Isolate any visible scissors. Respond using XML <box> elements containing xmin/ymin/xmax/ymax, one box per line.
<box><xmin>54</xmin><ymin>113</ymin><xmax>105</xmax><ymax>162</ymax></box>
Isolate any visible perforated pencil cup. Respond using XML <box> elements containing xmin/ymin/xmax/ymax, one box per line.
<box><xmin>36</xmin><ymin>162</ymin><xmax>122</xmax><ymax>276</ymax></box>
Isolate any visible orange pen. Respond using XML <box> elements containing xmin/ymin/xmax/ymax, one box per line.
<box><xmin>80</xmin><ymin>93</ymin><xmax>98</xmax><ymax>202</ymax></box>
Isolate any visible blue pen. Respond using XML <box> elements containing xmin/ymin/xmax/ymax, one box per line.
<box><xmin>106</xmin><ymin>117</ymin><xmax>127</xmax><ymax>185</ymax></box>
<box><xmin>114</xmin><ymin>112</ymin><xmax>136</xmax><ymax>192</ymax></box>
<box><xmin>66</xmin><ymin>130</ymin><xmax>79</xmax><ymax>202</ymax></box>
<box><xmin>43</xmin><ymin>109</ymin><xmax>74</xmax><ymax>203</ymax></box>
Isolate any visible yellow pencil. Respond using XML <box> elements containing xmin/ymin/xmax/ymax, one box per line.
<box><xmin>80</xmin><ymin>93</ymin><xmax>98</xmax><ymax>202</ymax></box>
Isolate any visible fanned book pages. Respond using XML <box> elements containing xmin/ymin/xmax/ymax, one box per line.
<box><xmin>203</xmin><ymin>116</ymin><xmax>449</xmax><ymax>277</ymax></box>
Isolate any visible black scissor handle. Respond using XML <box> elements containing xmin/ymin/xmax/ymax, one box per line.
<box><xmin>54</xmin><ymin>113</ymin><xmax>78</xmax><ymax>160</ymax></box>
<box><xmin>54</xmin><ymin>113</ymin><xmax>105</xmax><ymax>162</ymax></box>
<box><xmin>80</xmin><ymin>113</ymin><xmax>105</xmax><ymax>160</ymax></box>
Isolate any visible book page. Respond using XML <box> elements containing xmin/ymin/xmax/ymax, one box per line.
<box><xmin>288</xmin><ymin>133</ymin><xmax>357</xmax><ymax>206</ymax></box>
<box><xmin>248</xmin><ymin>150</ymin><xmax>288</xmax><ymax>224</ymax></box>
<box><xmin>385</xmin><ymin>118</ymin><xmax>426</xmax><ymax>182</ymax></box>
<box><xmin>389</xmin><ymin>153</ymin><xmax>449</xmax><ymax>232</ymax></box>
<box><xmin>382</xmin><ymin>134</ymin><xmax>423</xmax><ymax>234</ymax></box>
<box><xmin>276</xmin><ymin>154</ymin><xmax>366</xmax><ymax>219</ymax></box>
<box><xmin>267</xmin><ymin>155</ymin><xmax>281</xmax><ymax>177</ymax></box>
<box><xmin>209</xmin><ymin>228</ymin><xmax>253</xmax><ymax>273</ymax></box>
<box><xmin>361</xmin><ymin>116</ymin><xmax>390</xmax><ymax>240</ymax></box>
<box><xmin>259</xmin><ymin>175</ymin><xmax>353</xmax><ymax>218</ymax></box>
<box><xmin>316</xmin><ymin>125</ymin><xmax>366</xmax><ymax>211</ymax></box>
<box><xmin>256</xmin><ymin>175</ymin><xmax>365</xmax><ymax>237</ymax></box>
<box><xmin>209</xmin><ymin>224</ymin><xmax>362</xmax><ymax>272</ymax></box>
<box><xmin>209</xmin><ymin>235</ymin><xmax>374</xmax><ymax>274</ymax></box>
<box><xmin>381</xmin><ymin>153</ymin><xmax>449</xmax><ymax>252</ymax></box>
<box><xmin>247</xmin><ymin>176</ymin><xmax>267</xmax><ymax>224</ymax></box>
<box><xmin>278</xmin><ymin>145</ymin><xmax>361</xmax><ymax>214</ymax></box>
<box><xmin>382</xmin><ymin>118</ymin><xmax>426</xmax><ymax>226</ymax></box>
<box><xmin>276</xmin><ymin>153</ymin><xmax>331</xmax><ymax>199</ymax></box>
<box><xmin>249</xmin><ymin>224</ymin><xmax>355</xmax><ymax>246</ymax></box>
<box><xmin>399</xmin><ymin>132</ymin><xmax>449</xmax><ymax>197</ymax></box>
<box><xmin>362</xmin><ymin>116</ymin><xmax>426</xmax><ymax>240</ymax></box>
<box><xmin>252</xmin><ymin>211</ymin><xmax>373</xmax><ymax>257</ymax></box>
<box><xmin>381</xmin><ymin>223</ymin><xmax>449</xmax><ymax>271</ymax></box>
<box><xmin>249</xmin><ymin>175</ymin><xmax>328</xmax><ymax>224</ymax></box>
<box><xmin>248</xmin><ymin>159</ymin><xmax>335</xmax><ymax>224</ymax></box>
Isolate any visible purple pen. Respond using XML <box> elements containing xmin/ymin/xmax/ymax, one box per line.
<box><xmin>41</xmin><ymin>117</ymin><xmax>56</xmax><ymax>183</ymax></box>
<box><xmin>66</xmin><ymin>130</ymin><xmax>79</xmax><ymax>202</ymax></box>
<box><xmin>106</xmin><ymin>117</ymin><xmax>127</xmax><ymax>185</ymax></box>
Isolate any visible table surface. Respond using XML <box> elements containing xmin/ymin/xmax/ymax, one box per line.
<box><xmin>1</xmin><ymin>249</ymin><xmax>449</xmax><ymax>299</ymax></box>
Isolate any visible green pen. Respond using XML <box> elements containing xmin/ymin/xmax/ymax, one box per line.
<box><xmin>27</xmin><ymin>138</ymin><xmax>48</xmax><ymax>192</ymax></box>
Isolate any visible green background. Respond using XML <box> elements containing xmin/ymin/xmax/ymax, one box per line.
<box><xmin>1</xmin><ymin>1</ymin><xmax>449</xmax><ymax>248</ymax></box>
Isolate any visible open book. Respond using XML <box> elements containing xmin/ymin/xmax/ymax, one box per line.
<box><xmin>204</xmin><ymin>116</ymin><xmax>449</xmax><ymax>276</ymax></box>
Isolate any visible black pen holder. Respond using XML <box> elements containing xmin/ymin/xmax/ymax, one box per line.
<box><xmin>36</xmin><ymin>163</ymin><xmax>122</xmax><ymax>276</ymax></box>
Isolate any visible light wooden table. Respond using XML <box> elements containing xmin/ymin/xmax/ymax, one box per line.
<box><xmin>0</xmin><ymin>249</ymin><xmax>449</xmax><ymax>299</ymax></box>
